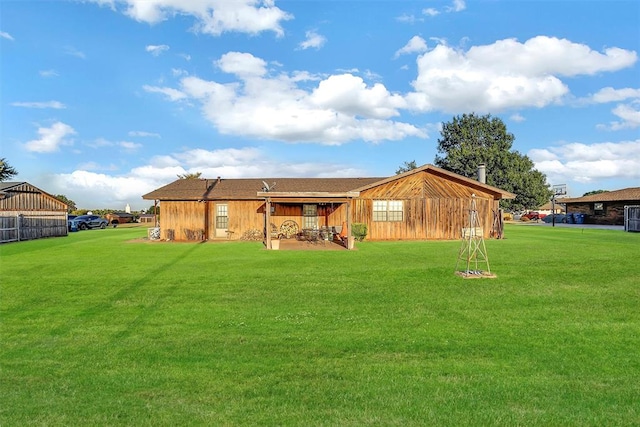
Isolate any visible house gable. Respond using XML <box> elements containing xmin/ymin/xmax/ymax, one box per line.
<box><xmin>0</xmin><ymin>182</ymin><xmax>68</xmax><ymax>212</ymax></box>
<box><xmin>353</xmin><ymin>164</ymin><xmax>515</xmax><ymax>200</ymax></box>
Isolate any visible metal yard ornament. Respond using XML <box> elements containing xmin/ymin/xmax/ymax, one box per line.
<box><xmin>455</xmin><ymin>194</ymin><xmax>496</xmax><ymax>279</ymax></box>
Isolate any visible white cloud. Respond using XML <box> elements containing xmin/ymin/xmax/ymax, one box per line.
<box><xmin>421</xmin><ymin>0</ymin><xmax>464</xmax><ymax>17</ymax></box>
<box><xmin>119</xmin><ymin>141</ymin><xmax>143</xmax><ymax>151</ymax></box>
<box><xmin>39</xmin><ymin>69</ymin><xmax>59</xmax><ymax>78</ymax></box>
<box><xmin>446</xmin><ymin>0</ymin><xmax>466</xmax><ymax>13</ymax></box>
<box><xmin>394</xmin><ymin>36</ymin><xmax>428</xmax><ymax>58</ymax></box>
<box><xmin>607</xmin><ymin>102</ymin><xmax>640</xmax><ymax>130</ymax></box>
<box><xmin>87</xmin><ymin>138</ymin><xmax>143</xmax><ymax>151</ymax></box>
<box><xmin>24</xmin><ymin>122</ymin><xmax>76</xmax><ymax>153</ymax></box>
<box><xmin>145</xmin><ymin>52</ymin><xmax>425</xmax><ymax>145</ymax></box>
<box><xmin>11</xmin><ymin>101</ymin><xmax>66</xmax><ymax>109</ymax></box>
<box><xmin>299</xmin><ymin>30</ymin><xmax>326</xmax><ymax>50</ymax></box>
<box><xmin>396</xmin><ymin>14</ymin><xmax>423</xmax><ymax>24</ymax></box>
<box><xmin>581</xmin><ymin>87</ymin><xmax>640</xmax><ymax>130</ymax></box>
<box><xmin>77</xmin><ymin>161</ymin><xmax>119</xmax><ymax>171</ymax></box>
<box><xmin>530</xmin><ymin>139</ymin><xmax>640</xmax><ymax>185</ymax></box>
<box><xmin>142</xmin><ymin>84</ymin><xmax>188</xmax><ymax>101</ymax></box>
<box><xmin>510</xmin><ymin>113</ymin><xmax>525</xmax><ymax>122</ymax></box>
<box><xmin>42</xmin><ymin>146</ymin><xmax>368</xmax><ymax>209</ymax></box>
<box><xmin>422</xmin><ymin>8</ymin><xmax>439</xmax><ymax>17</ymax></box>
<box><xmin>93</xmin><ymin>0</ymin><xmax>292</xmax><ymax>36</ymax></box>
<box><xmin>1</xmin><ymin>31</ymin><xmax>15</xmax><ymax>41</ymax></box>
<box><xmin>49</xmin><ymin>170</ymin><xmax>160</xmax><ymax>210</ymax></box>
<box><xmin>129</xmin><ymin>130</ymin><xmax>161</xmax><ymax>138</ymax></box>
<box><xmin>406</xmin><ymin>36</ymin><xmax>637</xmax><ymax>113</ymax></box>
<box><xmin>171</xmin><ymin>68</ymin><xmax>188</xmax><ymax>77</ymax></box>
<box><xmin>216</xmin><ymin>51</ymin><xmax>268</xmax><ymax>78</ymax></box>
<box><xmin>63</xmin><ymin>46</ymin><xmax>86</xmax><ymax>59</ymax></box>
<box><xmin>146</xmin><ymin>44</ymin><xmax>169</xmax><ymax>56</ymax></box>
<box><xmin>589</xmin><ymin>87</ymin><xmax>640</xmax><ymax>103</ymax></box>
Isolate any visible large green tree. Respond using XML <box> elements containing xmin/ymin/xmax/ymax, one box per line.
<box><xmin>396</xmin><ymin>160</ymin><xmax>417</xmax><ymax>175</ymax></box>
<box><xmin>583</xmin><ymin>189</ymin><xmax>609</xmax><ymax>197</ymax></box>
<box><xmin>54</xmin><ymin>195</ymin><xmax>77</xmax><ymax>212</ymax></box>
<box><xmin>0</xmin><ymin>158</ymin><xmax>18</xmax><ymax>181</ymax></box>
<box><xmin>177</xmin><ymin>172</ymin><xmax>202</xmax><ymax>179</ymax></box>
<box><xmin>434</xmin><ymin>113</ymin><xmax>552</xmax><ymax>211</ymax></box>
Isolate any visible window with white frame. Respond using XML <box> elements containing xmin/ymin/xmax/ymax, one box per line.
<box><xmin>216</xmin><ymin>204</ymin><xmax>228</xmax><ymax>229</ymax></box>
<box><xmin>373</xmin><ymin>200</ymin><xmax>403</xmax><ymax>222</ymax></box>
<box><xmin>303</xmin><ymin>204</ymin><xmax>318</xmax><ymax>229</ymax></box>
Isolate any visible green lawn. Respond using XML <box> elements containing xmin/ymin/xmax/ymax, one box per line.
<box><xmin>1</xmin><ymin>225</ymin><xmax>639</xmax><ymax>426</ymax></box>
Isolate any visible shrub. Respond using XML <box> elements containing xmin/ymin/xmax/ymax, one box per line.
<box><xmin>352</xmin><ymin>223</ymin><xmax>368</xmax><ymax>241</ymax></box>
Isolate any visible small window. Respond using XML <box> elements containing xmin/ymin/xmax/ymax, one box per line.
<box><xmin>373</xmin><ymin>200</ymin><xmax>403</xmax><ymax>222</ymax></box>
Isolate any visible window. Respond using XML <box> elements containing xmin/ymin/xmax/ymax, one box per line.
<box><xmin>216</xmin><ymin>204</ymin><xmax>228</xmax><ymax>229</ymax></box>
<box><xmin>594</xmin><ymin>202</ymin><xmax>604</xmax><ymax>215</ymax></box>
<box><xmin>373</xmin><ymin>200</ymin><xmax>403</xmax><ymax>222</ymax></box>
<box><xmin>303</xmin><ymin>204</ymin><xmax>318</xmax><ymax>229</ymax></box>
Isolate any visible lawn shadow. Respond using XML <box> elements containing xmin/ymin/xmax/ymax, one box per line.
<box><xmin>47</xmin><ymin>243</ymin><xmax>205</xmax><ymax>340</ymax></box>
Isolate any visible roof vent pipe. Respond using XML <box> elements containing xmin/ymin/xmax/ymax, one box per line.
<box><xmin>477</xmin><ymin>164</ymin><xmax>486</xmax><ymax>184</ymax></box>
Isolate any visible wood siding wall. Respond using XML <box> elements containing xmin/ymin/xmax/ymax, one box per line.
<box><xmin>355</xmin><ymin>172</ymin><xmax>498</xmax><ymax>240</ymax></box>
<box><xmin>160</xmin><ymin>201</ymin><xmax>206</xmax><ymax>241</ymax></box>
<box><xmin>0</xmin><ymin>183</ymin><xmax>67</xmax><ymax>212</ymax></box>
<box><xmin>157</xmin><ymin>171</ymin><xmax>504</xmax><ymax>242</ymax></box>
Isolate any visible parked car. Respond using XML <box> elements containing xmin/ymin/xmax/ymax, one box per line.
<box><xmin>521</xmin><ymin>211</ymin><xmax>547</xmax><ymax>221</ymax></box>
<box><xmin>69</xmin><ymin>215</ymin><xmax>108</xmax><ymax>230</ymax></box>
<box><xmin>543</xmin><ymin>213</ymin><xmax>567</xmax><ymax>223</ymax></box>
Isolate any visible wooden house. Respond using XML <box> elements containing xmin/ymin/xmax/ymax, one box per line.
<box><xmin>0</xmin><ymin>182</ymin><xmax>68</xmax><ymax>243</ymax></box>
<box><xmin>559</xmin><ymin>187</ymin><xmax>640</xmax><ymax>225</ymax></box>
<box><xmin>142</xmin><ymin>164</ymin><xmax>515</xmax><ymax>247</ymax></box>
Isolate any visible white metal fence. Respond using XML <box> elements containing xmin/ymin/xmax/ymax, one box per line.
<box><xmin>624</xmin><ymin>205</ymin><xmax>640</xmax><ymax>232</ymax></box>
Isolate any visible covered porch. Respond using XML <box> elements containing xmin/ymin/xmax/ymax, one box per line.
<box><xmin>258</xmin><ymin>190</ymin><xmax>359</xmax><ymax>250</ymax></box>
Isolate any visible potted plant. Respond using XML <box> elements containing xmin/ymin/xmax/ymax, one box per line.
<box><xmin>271</xmin><ymin>237</ymin><xmax>280</xmax><ymax>250</ymax></box>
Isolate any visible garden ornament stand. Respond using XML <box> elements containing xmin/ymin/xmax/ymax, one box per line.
<box><xmin>455</xmin><ymin>194</ymin><xmax>497</xmax><ymax>279</ymax></box>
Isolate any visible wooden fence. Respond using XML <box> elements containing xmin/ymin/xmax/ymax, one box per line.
<box><xmin>0</xmin><ymin>214</ymin><xmax>68</xmax><ymax>243</ymax></box>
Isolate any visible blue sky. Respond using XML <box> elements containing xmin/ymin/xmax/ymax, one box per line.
<box><xmin>1</xmin><ymin>0</ymin><xmax>639</xmax><ymax>211</ymax></box>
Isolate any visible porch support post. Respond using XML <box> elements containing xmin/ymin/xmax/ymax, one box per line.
<box><xmin>154</xmin><ymin>200</ymin><xmax>159</xmax><ymax>227</ymax></box>
<box><xmin>265</xmin><ymin>197</ymin><xmax>272</xmax><ymax>249</ymax></box>
<box><xmin>346</xmin><ymin>200</ymin><xmax>352</xmax><ymax>250</ymax></box>
<box><xmin>203</xmin><ymin>201</ymin><xmax>209</xmax><ymax>240</ymax></box>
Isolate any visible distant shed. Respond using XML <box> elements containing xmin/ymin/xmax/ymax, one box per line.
<box><xmin>0</xmin><ymin>182</ymin><xmax>68</xmax><ymax>243</ymax></box>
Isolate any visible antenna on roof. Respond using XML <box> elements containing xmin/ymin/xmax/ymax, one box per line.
<box><xmin>262</xmin><ymin>181</ymin><xmax>276</xmax><ymax>192</ymax></box>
